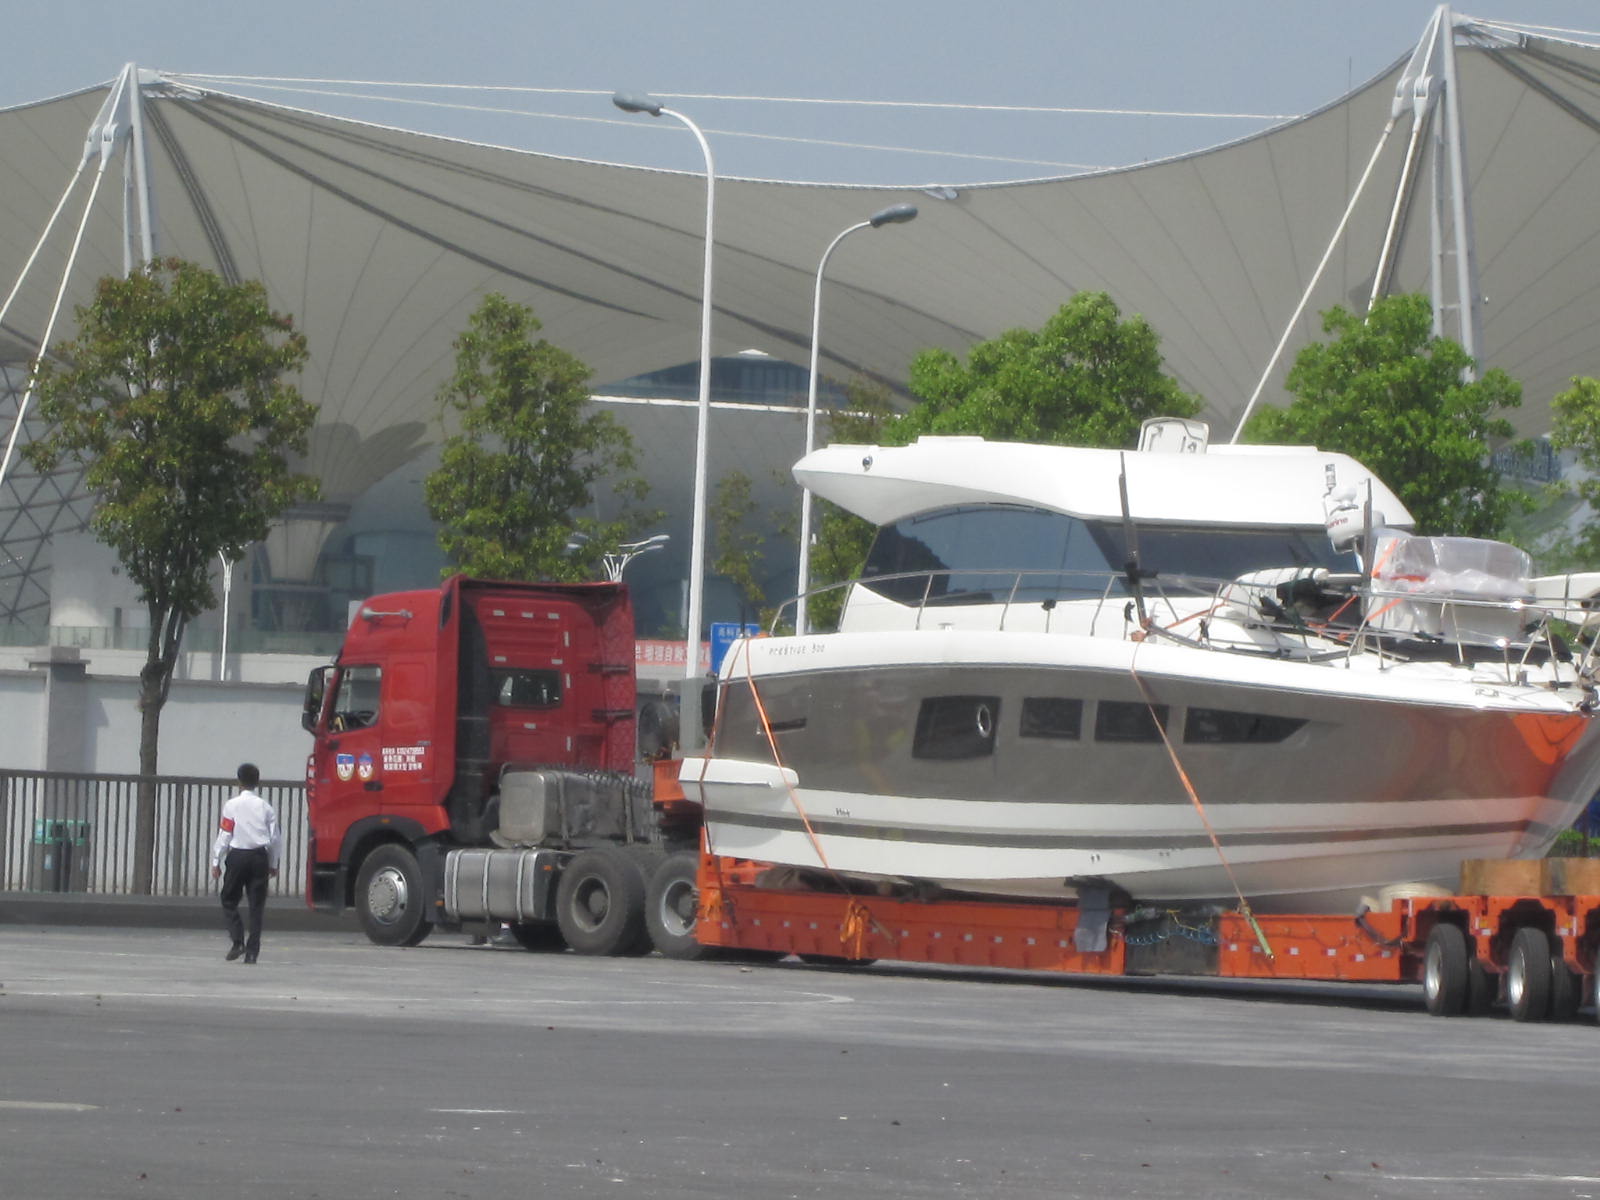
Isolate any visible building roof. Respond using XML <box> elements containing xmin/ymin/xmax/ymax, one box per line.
<box><xmin>3</xmin><ymin>14</ymin><xmax>1600</xmax><ymax>621</ymax></box>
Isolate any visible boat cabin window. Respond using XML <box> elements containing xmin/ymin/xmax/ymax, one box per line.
<box><xmin>859</xmin><ymin>504</ymin><xmax>1358</xmax><ymax>604</ymax></box>
<box><xmin>1184</xmin><ymin>708</ymin><xmax>1305</xmax><ymax>744</ymax></box>
<box><xmin>913</xmin><ymin>695</ymin><xmax>1000</xmax><ymax>760</ymax></box>
<box><xmin>492</xmin><ymin>668</ymin><xmax>562</xmax><ymax>708</ymax></box>
<box><xmin>1020</xmin><ymin>697</ymin><xmax>1083</xmax><ymax>740</ymax></box>
<box><xmin>1094</xmin><ymin>700</ymin><xmax>1168</xmax><ymax>743</ymax></box>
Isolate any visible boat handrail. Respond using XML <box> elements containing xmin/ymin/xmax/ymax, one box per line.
<box><xmin>768</xmin><ymin>566</ymin><xmax>1600</xmax><ymax>655</ymax></box>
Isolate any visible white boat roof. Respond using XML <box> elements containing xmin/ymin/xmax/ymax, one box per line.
<box><xmin>793</xmin><ymin>436</ymin><xmax>1414</xmax><ymax>529</ymax></box>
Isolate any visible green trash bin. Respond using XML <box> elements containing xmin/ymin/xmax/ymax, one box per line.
<box><xmin>29</xmin><ymin>819</ymin><xmax>92</xmax><ymax>892</ymax></box>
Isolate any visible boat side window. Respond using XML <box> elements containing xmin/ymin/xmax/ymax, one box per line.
<box><xmin>1091</xmin><ymin>524</ymin><xmax>1359</xmax><ymax>582</ymax></box>
<box><xmin>913</xmin><ymin>695</ymin><xmax>1001</xmax><ymax>759</ymax></box>
<box><xmin>1020</xmin><ymin>697</ymin><xmax>1083</xmax><ymax>740</ymax></box>
<box><xmin>492</xmin><ymin>668</ymin><xmax>562</xmax><ymax>708</ymax></box>
<box><xmin>861</xmin><ymin>505</ymin><xmax>1117</xmax><ymax>605</ymax></box>
<box><xmin>1184</xmin><ymin>708</ymin><xmax>1306</xmax><ymax>744</ymax></box>
<box><xmin>329</xmin><ymin>665</ymin><xmax>382</xmax><ymax>732</ymax></box>
<box><xmin>1094</xmin><ymin>700</ymin><xmax>1168</xmax><ymax>743</ymax></box>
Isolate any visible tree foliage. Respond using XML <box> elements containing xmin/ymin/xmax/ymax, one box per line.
<box><xmin>1242</xmin><ymin>293</ymin><xmax>1524</xmax><ymax>538</ymax></box>
<box><xmin>711</xmin><ymin>470</ymin><xmax>775</xmax><ymax>628</ymax></box>
<box><xmin>897</xmin><ymin>291</ymin><xmax>1201</xmax><ymax>446</ymax></box>
<box><xmin>23</xmin><ymin>257</ymin><xmax>317</xmax><ymax>890</ymax></box>
<box><xmin>424</xmin><ymin>294</ymin><xmax>648</xmax><ymax>582</ymax></box>
<box><xmin>1546</xmin><ymin>376</ymin><xmax>1600</xmax><ymax>567</ymax></box>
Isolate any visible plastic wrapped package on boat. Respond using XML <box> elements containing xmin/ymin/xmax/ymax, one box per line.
<box><xmin>1367</xmin><ymin>533</ymin><xmax>1541</xmax><ymax>645</ymax></box>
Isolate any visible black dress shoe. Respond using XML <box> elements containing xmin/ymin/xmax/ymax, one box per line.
<box><xmin>243</xmin><ymin>953</ymin><xmax>258</xmax><ymax>964</ymax></box>
<box><xmin>226</xmin><ymin>944</ymin><xmax>245</xmax><ymax>961</ymax></box>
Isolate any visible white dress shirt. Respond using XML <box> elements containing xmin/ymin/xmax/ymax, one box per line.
<box><xmin>212</xmin><ymin>789</ymin><xmax>283</xmax><ymax>871</ymax></box>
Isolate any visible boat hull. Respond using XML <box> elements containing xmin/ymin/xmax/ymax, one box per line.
<box><xmin>687</xmin><ymin>632</ymin><xmax>1600</xmax><ymax>912</ymax></box>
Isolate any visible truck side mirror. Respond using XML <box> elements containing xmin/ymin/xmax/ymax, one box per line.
<box><xmin>303</xmin><ymin>666</ymin><xmax>330</xmax><ymax>732</ymax></box>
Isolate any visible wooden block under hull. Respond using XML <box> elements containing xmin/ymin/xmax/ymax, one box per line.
<box><xmin>1458</xmin><ymin>858</ymin><xmax>1600</xmax><ymax>896</ymax></box>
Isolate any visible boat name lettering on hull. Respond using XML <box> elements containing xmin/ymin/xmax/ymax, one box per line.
<box><xmin>767</xmin><ymin>642</ymin><xmax>828</xmax><ymax>657</ymax></box>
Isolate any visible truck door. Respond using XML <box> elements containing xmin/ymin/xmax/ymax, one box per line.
<box><xmin>314</xmin><ymin>662</ymin><xmax>388</xmax><ymax>823</ymax></box>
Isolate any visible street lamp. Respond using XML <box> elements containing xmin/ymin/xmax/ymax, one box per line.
<box><xmin>602</xmin><ymin>533</ymin><xmax>670</xmax><ymax>583</ymax></box>
<box><xmin>613</xmin><ymin>90</ymin><xmax>716</xmax><ymax>745</ymax></box>
<box><xmin>795</xmin><ymin>202</ymin><xmax>917</xmax><ymax>635</ymax></box>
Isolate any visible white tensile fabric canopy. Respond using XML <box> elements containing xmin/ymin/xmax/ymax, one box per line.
<box><xmin>2</xmin><ymin>10</ymin><xmax>1599</xmax><ymax>622</ymax></box>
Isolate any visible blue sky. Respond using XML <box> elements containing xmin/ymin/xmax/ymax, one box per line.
<box><xmin>7</xmin><ymin>2</ymin><xmax>1600</xmax><ymax>182</ymax></box>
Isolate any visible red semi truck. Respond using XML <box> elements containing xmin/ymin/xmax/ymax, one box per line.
<box><xmin>304</xmin><ymin>576</ymin><xmax>1600</xmax><ymax>1023</ymax></box>
<box><xmin>301</xmin><ymin>575</ymin><xmax>701</xmax><ymax>953</ymax></box>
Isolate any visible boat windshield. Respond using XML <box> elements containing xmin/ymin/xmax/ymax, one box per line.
<box><xmin>859</xmin><ymin>505</ymin><xmax>1358</xmax><ymax>606</ymax></box>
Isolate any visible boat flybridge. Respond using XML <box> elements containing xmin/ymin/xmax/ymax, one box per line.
<box><xmin>682</xmin><ymin>419</ymin><xmax>1600</xmax><ymax>914</ymax></box>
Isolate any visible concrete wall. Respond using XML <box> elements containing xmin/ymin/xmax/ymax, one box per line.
<box><xmin>0</xmin><ymin>647</ymin><xmax>322</xmax><ymax>780</ymax></box>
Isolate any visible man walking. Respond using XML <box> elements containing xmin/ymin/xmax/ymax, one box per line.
<box><xmin>211</xmin><ymin>763</ymin><xmax>281</xmax><ymax>964</ymax></box>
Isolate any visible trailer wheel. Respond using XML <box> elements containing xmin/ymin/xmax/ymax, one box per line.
<box><xmin>1465</xmin><ymin>957</ymin><xmax>1495</xmax><ymax>1016</ymax></box>
<box><xmin>1422</xmin><ymin>923</ymin><xmax>1469</xmax><ymax>1016</ymax></box>
<box><xmin>507</xmin><ymin>921</ymin><xmax>565</xmax><ymax>952</ymax></box>
<box><xmin>1506</xmin><ymin>926</ymin><xmax>1552</xmax><ymax>1022</ymax></box>
<box><xmin>555</xmin><ymin>846</ymin><xmax>649</xmax><ymax>956</ymax></box>
<box><xmin>1549</xmin><ymin>949</ymin><xmax>1581</xmax><ymax>1021</ymax></box>
<box><xmin>646</xmin><ymin>850</ymin><xmax>713</xmax><ymax>960</ymax></box>
<box><xmin>355</xmin><ymin>844</ymin><xmax>433</xmax><ymax>947</ymax></box>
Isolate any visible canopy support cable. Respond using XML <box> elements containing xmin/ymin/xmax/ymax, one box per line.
<box><xmin>1228</xmin><ymin>115</ymin><xmax>1398</xmax><ymax>443</ymax></box>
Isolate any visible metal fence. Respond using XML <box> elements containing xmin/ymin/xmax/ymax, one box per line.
<box><xmin>0</xmin><ymin>770</ymin><xmax>307</xmax><ymax>897</ymax></box>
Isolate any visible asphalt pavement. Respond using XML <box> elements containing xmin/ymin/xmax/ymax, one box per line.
<box><xmin>3</xmin><ymin>919</ymin><xmax>1599</xmax><ymax>1200</ymax></box>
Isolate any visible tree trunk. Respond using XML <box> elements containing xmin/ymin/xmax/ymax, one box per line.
<box><xmin>131</xmin><ymin>607</ymin><xmax>181</xmax><ymax>895</ymax></box>
<box><xmin>132</xmin><ymin>658</ymin><xmax>165</xmax><ymax>897</ymax></box>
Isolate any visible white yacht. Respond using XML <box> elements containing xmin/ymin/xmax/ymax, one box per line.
<box><xmin>682</xmin><ymin>421</ymin><xmax>1600</xmax><ymax>913</ymax></box>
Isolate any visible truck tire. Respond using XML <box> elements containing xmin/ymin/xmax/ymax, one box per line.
<box><xmin>355</xmin><ymin>843</ymin><xmax>433</xmax><ymax>947</ymax></box>
<box><xmin>1422</xmin><ymin>923</ymin><xmax>1469</xmax><ymax>1016</ymax></box>
<box><xmin>1506</xmin><ymin>925</ymin><xmax>1552</xmax><ymax>1022</ymax></box>
<box><xmin>1465</xmin><ymin>957</ymin><xmax>1495</xmax><ymax>1016</ymax></box>
<box><xmin>555</xmin><ymin>845</ymin><xmax>649</xmax><ymax>956</ymax></box>
<box><xmin>646</xmin><ymin>850</ymin><xmax>713</xmax><ymax>960</ymax></box>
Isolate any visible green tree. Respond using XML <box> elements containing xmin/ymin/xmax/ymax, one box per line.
<box><xmin>897</xmin><ymin>290</ymin><xmax>1201</xmax><ymax>446</ymax></box>
<box><xmin>711</xmin><ymin>470</ymin><xmax>774</xmax><ymax>628</ymax></box>
<box><xmin>424</xmin><ymin>294</ymin><xmax>647</xmax><ymax>582</ymax></box>
<box><xmin>1545</xmin><ymin>376</ymin><xmax>1600</xmax><ymax>567</ymax></box>
<box><xmin>1243</xmin><ymin>293</ymin><xmax>1524</xmax><ymax>537</ymax></box>
<box><xmin>22</xmin><ymin>258</ymin><xmax>317</xmax><ymax>893</ymax></box>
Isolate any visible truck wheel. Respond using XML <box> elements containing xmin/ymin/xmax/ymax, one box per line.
<box><xmin>555</xmin><ymin>846</ymin><xmax>649</xmax><ymax>956</ymax></box>
<box><xmin>355</xmin><ymin>844</ymin><xmax>433</xmax><ymax>947</ymax></box>
<box><xmin>1465</xmin><ymin>957</ymin><xmax>1495</xmax><ymax>1016</ymax></box>
<box><xmin>507</xmin><ymin>921</ymin><xmax>565</xmax><ymax>952</ymax></box>
<box><xmin>1422</xmin><ymin>923</ymin><xmax>1469</xmax><ymax>1016</ymax></box>
<box><xmin>1506</xmin><ymin>926</ymin><xmax>1552</xmax><ymax>1022</ymax></box>
<box><xmin>646</xmin><ymin>850</ymin><xmax>712</xmax><ymax>960</ymax></box>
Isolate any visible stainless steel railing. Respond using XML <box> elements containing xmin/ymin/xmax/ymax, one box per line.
<box><xmin>0</xmin><ymin>770</ymin><xmax>307</xmax><ymax>898</ymax></box>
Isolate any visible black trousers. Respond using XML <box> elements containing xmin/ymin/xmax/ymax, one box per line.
<box><xmin>221</xmin><ymin>847</ymin><xmax>271</xmax><ymax>954</ymax></box>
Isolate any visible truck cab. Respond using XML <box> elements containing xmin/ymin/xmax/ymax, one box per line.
<box><xmin>301</xmin><ymin>576</ymin><xmax>656</xmax><ymax>947</ymax></box>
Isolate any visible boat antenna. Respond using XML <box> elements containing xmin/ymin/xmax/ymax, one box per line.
<box><xmin>1119</xmin><ymin>454</ymin><xmax>1149</xmax><ymax>627</ymax></box>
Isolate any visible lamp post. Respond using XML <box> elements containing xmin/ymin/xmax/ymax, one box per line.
<box><xmin>602</xmin><ymin>533</ymin><xmax>670</xmax><ymax>583</ymax></box>
<box><xmin>795</xmin><ymin>202</ymin><xmax>917</xmax><ymax>635</ymax></box>
<box><xmin>613</xmin><ymin>90</ymin><xmax>716</xmax><ymax>745</ymax></box>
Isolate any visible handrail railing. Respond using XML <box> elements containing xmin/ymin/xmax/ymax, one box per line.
<box><xmin>0</xmin><ymin>769</ymin><xmax>307</xmax><ymax>897</ymax></box>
